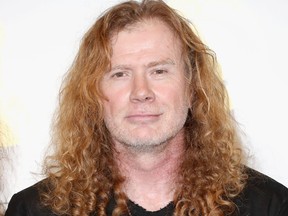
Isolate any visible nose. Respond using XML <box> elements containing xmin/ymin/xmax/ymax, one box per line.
<box><xmin>130</xmin><ymin>74</ymin><xmax>155</xmax><ymax>103</ymax></box>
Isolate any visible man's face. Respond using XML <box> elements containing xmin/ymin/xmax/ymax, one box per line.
<box><xmin>101</xmin><ymin>19</ymin><xmax>190</xmax><ymax>150</ymax></box>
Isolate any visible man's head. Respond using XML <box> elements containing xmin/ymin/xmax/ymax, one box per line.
<box><xmin>64</xmin><ymin>0</ymin><xmax>217</xmax><ymax>141</ymax></box>
<box><xmin>100</xmin><ymin>18</ymin><xmax>189</xmax><ymax>152</ymax></box>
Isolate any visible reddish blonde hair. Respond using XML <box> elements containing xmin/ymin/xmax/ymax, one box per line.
<box><xmin>42</xmin><ymin>1</ymin><xmax>247</xmax><ymax>215</ymax></box>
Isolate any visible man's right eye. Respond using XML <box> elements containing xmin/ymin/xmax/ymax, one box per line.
<box><xmin>111</xmin><ymin>72</ymin><xmax>126</xmax><ymax>78</ymax></box>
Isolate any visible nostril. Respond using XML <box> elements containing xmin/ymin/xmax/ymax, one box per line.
<box><xmin>130</xmin><ymin>93</ymin><xmax>155</xmax><ymax>103</ymax></box>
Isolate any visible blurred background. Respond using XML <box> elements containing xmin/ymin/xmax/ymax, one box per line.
<box><xmin>1</xmin><ymin>0</ymin><xmax>287</xmax><ymax>210</ymax></box>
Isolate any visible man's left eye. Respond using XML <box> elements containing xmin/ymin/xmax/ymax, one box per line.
<box><xmin>154</xmin><ymin>69</ymin><xmax>167</xmax><ymax>74</ymax></box>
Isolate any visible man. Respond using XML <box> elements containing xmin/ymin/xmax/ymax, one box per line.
<box><xmin>5</xmin><ymin>0</ymin><xmax>288</xmax><ymax>215</ymax></box>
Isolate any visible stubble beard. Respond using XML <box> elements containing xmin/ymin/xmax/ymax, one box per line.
<box><xmin>104</xmin><ymin>108</ymin><xmax>189</xmax><ymax>153</ymax></box>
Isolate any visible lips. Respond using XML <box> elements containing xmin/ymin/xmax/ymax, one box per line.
<box><xmin>125</xmin><ymin>113</ymin><xmax>162</xmax><ymax>124</ymax></box>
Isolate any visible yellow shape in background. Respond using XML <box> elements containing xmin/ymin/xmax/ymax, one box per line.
<box><xmin>0</xmin><ymin>23</ymin><xmax>18</xmax><ymax>147</ymax></box>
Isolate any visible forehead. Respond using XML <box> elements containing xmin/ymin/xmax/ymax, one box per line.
<box><xmin>109</xmin><ymin>19</ymin><xmax>183</xmax><ymax>63</ymax></box>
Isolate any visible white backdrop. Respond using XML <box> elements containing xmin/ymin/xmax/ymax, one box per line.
<box><xmin>1</xmin><ymin>0</ymin><xmax>287</xmax><ymax>205</ymax></box>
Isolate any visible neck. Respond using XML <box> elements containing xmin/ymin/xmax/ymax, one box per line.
<box><xmin>114</xmin><ymin>130</ymin><xmax>185</xmax><ymax>211</ymax></box>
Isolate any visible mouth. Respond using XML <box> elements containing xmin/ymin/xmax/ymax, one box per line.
<box><xmin>125</xmin><ymin>113</ymin><xmax>162</xmax><ymax>124</ymax></box>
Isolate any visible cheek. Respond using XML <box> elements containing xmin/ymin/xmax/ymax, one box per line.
<box><xmin>102</xmin><ymin>90</ymin><xmax>128</xmax><ymax>117</ymax></box>
<box><xmin>157</xmin><ymin>83</ymin><xmax>188</xmax><ymax>106</ymax></box>
<box><xmin>100</xmin><ymin>80</ymin><xmax>131</xmax><ymax>122</ymax></box>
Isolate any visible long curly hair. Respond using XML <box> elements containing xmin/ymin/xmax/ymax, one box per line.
<box><xmin>41</xmin><ymin>0</ymin><xmax>247</xmax><ymax>215</ymax></box>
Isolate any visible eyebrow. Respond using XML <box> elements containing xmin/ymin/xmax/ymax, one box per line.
<box><xmin>110</xmin><ymin>58</ymin><xmax>176</xmax><ymax>72</ymax></box>
<box><xmin>110</xmin><ymin>65</ymin><xmax>131</xmax><ymax>72</ymax></box>
<box><xmin>146</xmin><ymin>58</ymin><xmax>176</xmax><ymax>68</ymax></box>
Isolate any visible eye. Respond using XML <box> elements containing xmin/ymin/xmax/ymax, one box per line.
<box><xmin>111</xmin><ymin>71</ymin><xmax>127</xmax><ymax>78</ymax></box>
<box><xmin>154</xmin><ymin>69</ymin><xmax>167</xmax><ymax>75</ymax></box>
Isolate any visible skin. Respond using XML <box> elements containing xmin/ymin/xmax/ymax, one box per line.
<box><xmin>100</xmin><ymin>19</ymin><xmax>190</xmax><ymax>211</ymax></box>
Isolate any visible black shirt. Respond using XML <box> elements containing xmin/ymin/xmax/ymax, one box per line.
<box><xmin>5</xmin><ymin>167</ymin><xmax>288</xmax><ymax>216</ymax></box>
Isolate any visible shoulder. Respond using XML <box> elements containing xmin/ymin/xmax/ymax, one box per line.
<box><xmin>234</xmin><ymin>167</ymin><xmax>288</xmax><ymax>215</ymax></box>
<box><xmin>5</xmin><ymin>180</ymin><xmax>56</xmax><ymax>216</ymax></box>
